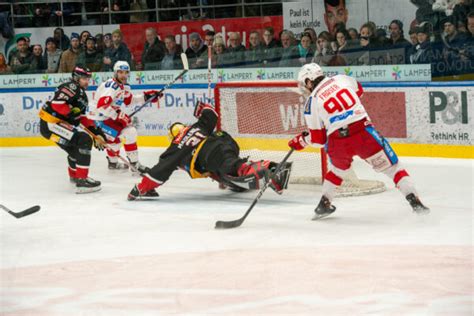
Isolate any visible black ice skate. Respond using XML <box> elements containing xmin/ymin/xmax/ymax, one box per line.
<box><xmin>406</xmin><ymin>193</ymin><xmax>430</xmax><ymax>214</ymax></box>
<box><xmin>127</xmin><ymin>185</ymin><xmax>159</xmax><ymax>201</ymax></box>
<box><xmin>76</xmin><ymin>177</ymin><xmax>101</xmax><ymax>194</ymax></box>
<box><xmin>107</xmin><ymin>157</ymin><xmax>129</xmax><ymax>170</ymax></box>
<box><xmin>312</xmin><ymin>196</ymin><xmax>336</xmax><ymax>220</ymax></box>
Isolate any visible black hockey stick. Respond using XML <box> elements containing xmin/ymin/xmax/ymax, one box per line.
<box><xmin>215</xmin><ymin>148</ymin><xmax>295</xmax><ymax>229</ymax></box>
<box><xmin>129</xmin><ymin>53</ymin><xmax>189</xmax><ymax>118</ymax></box>
<box><xmin>0</xmin><ymin>204</ymin><xmax>40</xmax><ymax>219</ymax></box>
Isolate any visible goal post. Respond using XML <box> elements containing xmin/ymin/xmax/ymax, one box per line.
<box><xmin>214</xmin><ymin>81</ymin><xmax>385</xmax><ymax>197</ymax></box>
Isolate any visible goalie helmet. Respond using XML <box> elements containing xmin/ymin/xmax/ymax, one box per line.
<box><xmin>297</xmin><ymin>63</ymin><xmax>324</xmax><ymax>95</ymax></box>
<box><xmin>113</xmin><ymin>60</ymin><xmax>130</xmax><ymax>74</ymax></box>
<box><xmin>168</xmin><ymin>122</ymin><xmax>186</xmax><ymax>141</ymax></box>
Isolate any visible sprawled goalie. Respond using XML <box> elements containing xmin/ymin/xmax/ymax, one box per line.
<box><xmin>127</xmin><ymin>101</ymin><xmax>292</xmax><ymax>200</ymax></box>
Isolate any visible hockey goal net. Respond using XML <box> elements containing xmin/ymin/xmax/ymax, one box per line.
<box><xmin>214</xmin><ymin>81</ymin><xmax>385</xmax><ymax>197</ymax></box>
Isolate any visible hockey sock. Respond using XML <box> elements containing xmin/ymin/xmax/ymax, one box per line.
<box><xmin>138</xmin><ymin>175</ymin><xmax>162</xmax><ymax>193</ymax></box>
<box><xmin>124</xmin><ymin>143</ymin><xmax>139</xmax><ymax>163</ymax></box>
<box><xmin>323</xmin><ymin>170</ymin><xmax>344</xmax><ymax>202</ymax></box>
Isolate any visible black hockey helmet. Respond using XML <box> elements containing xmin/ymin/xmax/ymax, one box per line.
<box><xmin>72</xmin><ymin>65</ymin><xmax>92</xmax><ymax>81</ymax></box>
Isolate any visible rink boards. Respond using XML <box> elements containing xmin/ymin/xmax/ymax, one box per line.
<box><xmin>0</xmin><ymin>82</ymin><xmax>472</xmax><ymax>159</ymax></box>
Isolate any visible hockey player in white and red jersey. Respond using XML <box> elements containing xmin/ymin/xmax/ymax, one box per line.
<box><xmin>289</xmin><ymin>63</ymin><xmax>429</xmax><ymax>220</ymax></box>
<box><xmin>88</xmin><ymin>61</ymin><xmax>159</xmax><ymax>173</ymax></box>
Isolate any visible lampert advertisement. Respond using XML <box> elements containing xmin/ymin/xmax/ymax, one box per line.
<box><xmin>0</xmin><ymin>89</ymin><xmax>203</xmax><ymax>138</ymax></box>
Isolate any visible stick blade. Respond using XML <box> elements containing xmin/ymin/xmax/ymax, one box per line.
<box><xmin>14</xmin><ymin>205</ymin><xmax>41</xmax><ymax>218</ymax></box>
<box><xmin>215</xmin><ymin>219</ymin><xmax>243</xmax><ymax>229</ymax></box>
<box><xmin>180</xmin><ymin>53</ymin><xmax>189</xmax><ymax>70</ymax></box>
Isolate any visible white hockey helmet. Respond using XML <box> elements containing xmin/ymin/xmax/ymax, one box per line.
<box><xmin>113</xmin><ymin>60</ymin><xmax>130</xmax><ymax>74</ymax></box>
<box><xmin>297</xmin><ymin>63</ymin><xmax>324</xmax><ymax>95</ymax></box>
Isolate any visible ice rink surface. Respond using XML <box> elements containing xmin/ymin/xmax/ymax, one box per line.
<box><xmin>1</xmin><ymin>147</ymin><xmax>473</xmax><ymax>315</ymax></box>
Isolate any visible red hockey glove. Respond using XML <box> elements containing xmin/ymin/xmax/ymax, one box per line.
<box><xmin>117</xmin><ymin>110</ymin><xmax>131</xmax><ymax>127</ymax></box>
<box><xmin>144</xmin><ymin>90</ymin><xmax>162</xmax><ymax>103</ymax></box>
<box><xmin>194</xmin><ymin>101</ymin><xmax>215</xmax><ymax>118</ymax></box>
<box><xmin>288</xmin><ymin>132</ymin><xmax>309</xmax><ymax>151</ymax></box>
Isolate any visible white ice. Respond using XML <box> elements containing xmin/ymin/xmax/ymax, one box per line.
<box><xmin>0</xmin><ymin>147</ymin><xmax>473</xmax><ymax>315</ymax></box>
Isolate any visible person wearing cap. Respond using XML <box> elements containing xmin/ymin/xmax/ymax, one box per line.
<box><xmin>103</xmin><ymin>29</ymin><xmax>132</xmax><ymax>72</ymax></box>
<box><xmin>77</xmin><ymin>37</ymin><xmax>103</xmax><ymax>72</ymax></box>
<box><xmin>59</xmin><ymin>33</ymin><xmax>82</xmax><ymax>73</ymax></box>
<box><xmin>441</xmin><ymin>15</ymin><xmax>470</xmax><ymax>67</ymax></box>
<box><xmin>44</xmin><ymin>37</ymin><xmax>62</xmax><ymax>73</ymax></box>
<box><xmin>185</xmin><ymin>32</ymin><xmax>208</xmax><ymax>69</ymax></box>
<box><xmin>8</xmin><ymin>37</ymin><xmax>34</xmax><ymax>74</ymax></box>
<box><xmin>410</xmin><ymin>22</ymin><xmax>435</xmax><ymax>64</ymax></box>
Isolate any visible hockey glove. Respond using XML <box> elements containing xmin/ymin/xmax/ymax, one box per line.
<box><xmin>194</xmin><ymin>101</ymin><xmax>215</xmax><ymax>118</ymax></box>
<box><xmin>288</xmin><ymin>131</ymin><xmax>309</xmax><ymax>151</ymax></box>
<box><xmin>90</xmin><ymin>127</ymin><xmax>107</xmax><ymax>151</ymax></box>
<box><xmin>144</xmin><ymin>90</ymin><xmax>162</xmax><ymax>103</ymax></box>
<box><xmin>117</xmin><ymin>110</ymin><xmax>131</xmax><ymax>127</ymax></box>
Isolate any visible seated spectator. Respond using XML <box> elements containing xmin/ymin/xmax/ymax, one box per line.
<box><xmin>103</xmin><ymin>33</ymin><xmax>113</xmax><ymax>50</ymax></box>
<box><xmin>279</xmin><ymin>30</ymin><xmax>299</xmax><ymax>67</ymax></box>
<box><xmin>297</xmin><ymin>32</ymin><xmax>315</xmax><ymax>65</ymax></box>
<box><xmin>357</xmin><ymin>23</ymin><xmax>377</xmax><ymax>65</ymax></box>
<box><xmin>329</xmin><ymin>29</ymin><xmax>351</xmax><ymax>66</ymax></box>
<box><xmin>204</xmin><ymin>30</ymin><xmax>215</xmax><ymax>47</ymax></box>
<box><xmin>9</xmin><ymin>37</ymin><xmax>34</xmax><ymax>74</ymax></box>
<box><xmin>410</xmin><ymin>22</ymin><xmax>435</xmax><ymax>64</ymax></box>
<box><xmin>31</xmin><ymin>44</ymin><xmax>47</xmax><ymax>73</ymax></box>
<box><xmin>44</xmin><ymin>37</ymin><xmax>62</xmax><ymax>73</ymax></box>
<box><xmin>303</xmin><ymin>27</ymin><xmax>318</xmax><ymax>50</ymax></box>
<box><xmin>212</xmin><ymin>36</ymin><xmax>228</xmax><ymax>68</ymax></box>
<box><xmin>0</xmin><ymin>53</ymin><xmax>12</xmax><ymax>74</ymax></box>
<box><xmin>388</xmin><ymin>20</ymin><xmax>411</xmax><ymax>63</ymax></box>
<box><xmin>80</xmin><ymin>31</ymin><xmax>92</xmax><ymax>48</ymax></box>
<box><xmin>77</xmin><ymin>37</ymin><xmax>103</xmax><ymax>72</ymax></box>
<box><xmin>161</xmin><ymin>35</ymin><xmax>184</xmax><ymax>70</ymax></box>
<box><xmin>54</xmin><ymin>28</ymin><xmax>70</xmax><ymax>51</ymax></box>
<box><xmin>103</xmin><ymin>29</ymin><xmax>132</xmax><ymax>71</ymax></box>
<box><xmin>185</xmin><ymin>32</ymin><xmax>208</xmax><ymax>69</ymax></box>
<box><xmin>141</xmin><ymin>27</ymin><xmax>166</xmax><ymax>70</ymax></box>
<box><xmin>348</xmin><ymin>28</ymin><xmax>359</xmax><ymax>41</ymax></box>
<box><xmin>262</xmin><ymin>26</ymin><xmax>281</xmax><ymax>67</ymax></box>
<box><xmin>312</xmin><ymin>31</ymin><xmax>335</xmax><ymax>66</ymax></box>
<box><xmin>59</xmin><ymin>33</ymin><xmax>81</xmax><ymax>73</ymax></box>
<box><xmin>468</xmin><ymin>11</ymin><xmax>474</xmax><ymax>38</ymax></box>
<box><xmin>227</xmin><ymin>32</ymin><xmax>246</xmax><ymax>67</ymax></box>
<box><xmin>245</xmin><ymin>30</ymin><xmax>264</xmax><ymax>67</ymax></box>
<box><xmin>95</xmin><ymin>34</ymin><xmax>105</xmax><ymax>53</ymax></box>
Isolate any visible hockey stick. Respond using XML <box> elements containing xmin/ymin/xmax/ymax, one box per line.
<box><xmin>129</xmin><ymin>53</ymin><xmax>189</xmax><ymax>118</ymax></box>
<box><xmin>215</xmin><ymin>148</ymin><xmax>295</xmax><ymax>229</ymax></box>
<box><xmin>79</xmin><ymin>124</ymin><xmax>139</xmax><ymax>173</ymax></box>
<box><xmin>1</xmin><ymin>204</ymin><xmax>40</xmax><ymax>219</ymax></box>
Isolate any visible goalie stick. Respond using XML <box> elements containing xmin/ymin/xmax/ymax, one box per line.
<box><xmin>1</xmin><ymin>204</ymin><xmax>40</xmax><ymax>218</ymax></box>
<box><xmin>129</xmin><ymin>53</ymin><xmax>189</xmax><ymax>118</ymax></box>
<box><xmin>215</xmin><ymin>148</ymin><xmax>295</xmax><ymax>229</ymax></box>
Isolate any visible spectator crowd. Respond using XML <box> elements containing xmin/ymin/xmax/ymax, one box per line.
<box><xmin>0</xmin><ymin>1</ymin><xmax>473</xmax><ymax>77</ymax></box>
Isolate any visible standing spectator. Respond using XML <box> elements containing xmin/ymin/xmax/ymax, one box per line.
<box><xmin>33</xmin><ymin>4</ymin><xmax>52</xmax><ymax>27</ymax></box>
<box><xmin>161</xmin><ymin>35</ymin><xmax>184</xmax><ymax>70</ymax></box>
<box><xmin>9</xmin><ymin>37</ymin><xmax>34</xmax><ymax>74</ymax></box>
<box><xmin>468</xmin><ymin>11</ymin><xmax>474</xmax><ymax>37</ymax></box>
<box><xmin>77</xmin><ymin>37</ymin><xmax>103</xmax><ymax>72</ymax></box>
<box><xmin>278</xmin><ymin>30</ymin><xmax>299</xmax><ymax>67</ymax></box>
<box><xmin>453</xmin><ymin>0</ymin><xmax>473</xmax><ymax>27</ymax></box>
<box><xmin>357</xmin><ymin>23</ymin><xmax>376</xmax><ymax>65</ymax></box>
<box><xmin>130</xmin><ymin>0</ymin><xmax>149</xmax><ymax>23</ymax></box>
<box><xmin>245</xmin><ymin>30</ymin><xmax>264</xmax><ymax>67</ymax></box>
<box><xmin>297</xmin><ymin>32</ymin><xmax>315</xmax><ymax>65</ymax></box>
<box><xmin>103</xmin><ymin>29</ymin><xmax>132</xmax><ymax>71</ymax></box>
<box><xmin>330</xmin><ymin>29</ymin><xmax>352</xmax><ymax>65</ymax></box>
<box><xmin>80</xmin><ymin>31</ymin><xmax>92</xmax><ymax>48</ymax></box>
<box><xmin>103</xmin><ymin>33</ymin><xmax>113</xmax><ymax>50</ymax></box>
<box><xmin>54</xmin><ymin>28</ymin><xmax>70</xmax><ymax>51</ymax></box>
<box><xmin>410</xmin><ymin>22</ymin><xmax>435</xmax><ymax>64</ymax></box>
<box><xmin>226</xmin><ymin>32</ymin><xmax>246</xmax><ymax>67</ymax></box>
<box><xmin>110</xmin><ymin>1</ymin><xmax>130</xmax><ymax>24</ymax></box>
<box><xmin>44</xmin><ymin>37</ymin><xmax>62</xmax><ymax>73</ymax></box>
<box><xmin>0</xmin><ymin>53</ymin><xmax>12</xmax><ymax>74</ymax></box>
<box><xmin>212</xmin><ymin>36</ymin><xmax>228</xmax><ymax>68</ymax></box>
<box><xmin>312</xmin><ymin>31</ymin><xmax>335</xmax><ymax>66</ymax></box>
<box><xmin>59</xmin><ymin>34</ymin><xmax>81</xmax><ymax>73</ymax></box>
<box><xmin>204</xmin><ymin>30</ymin><xmax>215</xmax><ymax>47</ymax></box>
<box><xmin>348</xmin><ymin>28</ymin><xmax>359</xmax><ymax>41</ymax></box>
<box><xmin>141</xmin><ymin>27</ymin><xmax>166</xmax><ymax>70</ymax></box>
<box><xmin>388</xmin><ymin>20</ymin><xmax>411</xmax><ymax>63</ymax></box>
<box><xmin>408</xmin><ymin>28</ymin><xmax>420</xmax><ymax>58</ymax></box>
<box><xmin>441</xmin><ymin>15</ymin><xmax>470</xmax><ymax>70</ymax></box>
<box><xmin>262</xmin><ymin>26</ymin><xmax>281</xmax><ymax>67</ymax></box>
<box><xmin>185</xmin><ymin>32</ymin><xmax>208</xmax><ymax>69</ymax></box>
<box><xmin>31</xmin><ymin>44</ymin><xmax>47</xmax><ymax>73</ymax></box>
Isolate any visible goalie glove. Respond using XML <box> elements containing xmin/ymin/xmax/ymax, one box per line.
<box><xmin>288</xmin><ymin>131</ymin><xmax>310</xmax><ymax>151</ymax></box>
<box><xmin>193</xmin><ymin>101</ymin><xmax>215</xmax><ymax>118</ymax></box>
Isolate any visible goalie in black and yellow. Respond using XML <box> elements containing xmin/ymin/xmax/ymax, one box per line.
<box><xmin>127</xmin><ymin>101</ymin><xmax>293</xmax><ymax>201</ymax></box>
